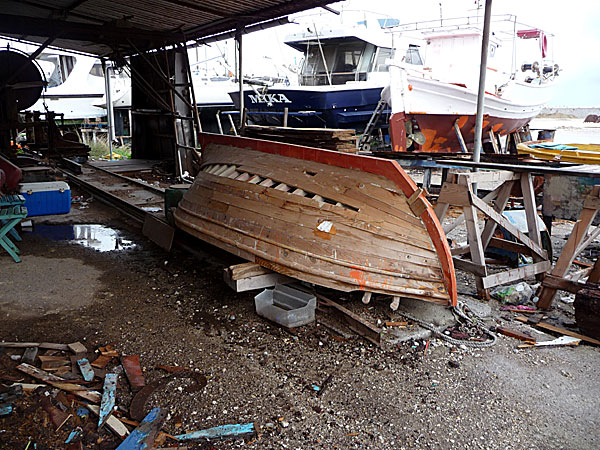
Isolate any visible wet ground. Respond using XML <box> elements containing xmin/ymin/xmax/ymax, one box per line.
<box><xmin>1</xmin><ymin>189</ymin><xmax>599</xmax><ymax>449</ymax></box>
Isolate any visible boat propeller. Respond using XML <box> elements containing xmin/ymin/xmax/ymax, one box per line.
<box><xmin>405</xmin><ymin>120</ymin><xmax>426</xmax><ymax>148</ymax></box>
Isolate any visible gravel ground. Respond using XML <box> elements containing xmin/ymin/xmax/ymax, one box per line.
<box><xmin>1</xmin><ymin>192</ymin><xmax>599</xmax><ymax>449</ymax></box>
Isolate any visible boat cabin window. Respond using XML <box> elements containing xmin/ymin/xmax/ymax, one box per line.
<box><xmin>89</xmin><ymin>63</ymin><xmax>104</xmax><ymax>77</ymax></box>
<box><xmin>404</xmin><ymin>45</ymin><xmax>423</xmax><ymax>65</ymax></box>
<box><xmin>300</xmin><ymin>38</ymin><xmax>369</xmax><ymax>85</ymax></box>
<box><xmin>38</xmin><ymin>54</ymin><xmax>76</xmax><ymax>88</ymax></box>
<box><xmin>373</xmin><ymin>47</ymin><xmax>392</xmax><ymax>72</ymax></box>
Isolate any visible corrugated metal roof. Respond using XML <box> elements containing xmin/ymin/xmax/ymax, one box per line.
<box><xmin>0</xmin><ymin>0</ymin><xmax>335</xmax><ymax>56</ymax></box>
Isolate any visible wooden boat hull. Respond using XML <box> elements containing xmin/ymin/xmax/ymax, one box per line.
<box><xmin>518</xmin><ymin>142</ymin><xmax>600</xmax><ymax>165</ymax></box>
<box><xmin>174</xmin><ymin>133</ymin><xmax>456</xmax><ymax>306</ymax></box>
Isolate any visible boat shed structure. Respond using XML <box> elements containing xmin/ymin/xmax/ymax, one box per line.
<box><xmin>0</xmin><ymin>0</ymin><xmax>335</xmax><ymax>57</ymax></box>
<box><xmin>0</xmin><ymin>0</ymin><xmax>336</xmax><ymax>171</ymax></box>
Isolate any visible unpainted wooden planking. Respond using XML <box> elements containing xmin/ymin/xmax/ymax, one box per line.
<box><xmin>514</xmin><ymin>315</ymin><xmax>600</xmax><ymax>346</ymax></box>
<box><xmin>187</xmin><ymin>182</ymin><xmax>439</xmax><ymax>266</ymax></box>
<box><xmin>0</xmin><ymin>342</ymin><xmax>69</xmax><ymax>351</ymax></box>
<box><xmin>188</xmin><ymin>175</ymin><xmax>434</xmax><ymax>252</ymax></box>
<box><xmin>538</xmin><ymin>191</ymin><xmax>600</xmax><ymax>309</ymax></box>
<box><xmin>191</xmin><ymin>174</ymin><xmax>434</xmax><ymax>251</ymax></box>
<box><xmin>179</xmin><ymin>198</ymin><xmax>444</xmax><ymax>283</ymax></box>
<box><xmin>175</xmin><ymin>209</ymin><xmax>449</xmax><ymax>301</ymax></box>
<box><xmin>68</xmin><ymin>342</ymin><xmax>87</xmax><ymax>354</ymax></box>
<box><xmin>228</xmin><ymin>262</ymin><xmax>272</xmax><ymax>280</ymax></box>
<box><xmin>179</xmin><ymin>195</ymin><xmax>436</xmax><ymax>286</ymax></box>
<box><xmin>202</xmin><ymin>144</ymin><xmax>421</xmax><ymax>224</ymax></box>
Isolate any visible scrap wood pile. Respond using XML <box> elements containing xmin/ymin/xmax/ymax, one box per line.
<box><xmin>0</xmin><ymin>341</ymin><xmax>256</xmax><ymax>449</ymax></box>
<box><xmin>243</xmin><ymin>125</ymin><xmax>358</xmax><ymax>153</ymax></box>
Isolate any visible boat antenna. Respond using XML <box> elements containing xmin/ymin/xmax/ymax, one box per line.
<box><xmin>439</xmin><ymin>2</ymin><xmax>443</xmax><ymax>26</ymax></box>
<box><xmin>312</xmin><ymin>22</ymin><xmax>333</xmax><ymax>86</ymax></box>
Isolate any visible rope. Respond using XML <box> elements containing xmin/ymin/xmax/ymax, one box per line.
<box><xmin>396</xmin><ymin>300</ymin><xmax>497</xmax><ymax>348</ymax></box>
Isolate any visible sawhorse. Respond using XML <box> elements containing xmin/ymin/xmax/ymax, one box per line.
<box><xmin>537</xmin><ymin>185</ymin><xmax>600</xmax><ymax>309</ymax></box>
<box><xmin>435</xmin><ymin>170</ymin><xmax>550</xmax><ymax>298</ymax></box>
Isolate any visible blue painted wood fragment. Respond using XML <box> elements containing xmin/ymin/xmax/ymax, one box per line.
<box><xmin>116</xmin><ymin>407</ymin><xmax>167</xmax><ymax>450</ymax></box>
<box><xmin>99</xmin><ymin>373</ymin><xmax>118</xmax><ymax>428</ymax></box>
<box><xmin>65</xmin><ymin>428</ymin><xmax>81</xmax><ymax>444</ymax></box>
<box><xmin>175</xmin><ymin>423</ymin><xmax>255</xmax><ymax>441</ymax></box>
<box><xmin>0</xmin><ymin>404</ymin><xmax>13</xmax><ymax>416</ymax></box>
<box><xmin>77</xmin><ymin>358</ymin><xmax>95</xmax><ymax>382</ymax></box>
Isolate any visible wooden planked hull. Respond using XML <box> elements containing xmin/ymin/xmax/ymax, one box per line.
<box><xmin>174</xmin><ymin>133</ymin><xmax>456</xmax><ymax>305</ymax></box>
<box><xmin>518</xmin><ymin>142</ymin><xmax>600</xmax><ymax>165</ymax></box>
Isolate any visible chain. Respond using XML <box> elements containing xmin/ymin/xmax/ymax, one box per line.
<box><xmin>396</xmin><ymin>300</ymin><xmax>497</xmax><ymax>348</ymax></box>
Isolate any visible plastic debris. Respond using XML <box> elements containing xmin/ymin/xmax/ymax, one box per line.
<box><xmin>491</xmin><ymin>282</ymin><xmax>533</xmax><ymax>305</ymax></box>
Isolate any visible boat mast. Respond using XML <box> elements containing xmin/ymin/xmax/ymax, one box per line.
<box><xmin>472</xmin><ymin>0</ymin><xmax>493</xmax><ymax>189</ymax></box>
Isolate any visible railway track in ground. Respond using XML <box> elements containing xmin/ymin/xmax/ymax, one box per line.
<box><xmin>59</xmin><ymin>159</ymin><xmax>178</xmax><ymax>250</ymax></box>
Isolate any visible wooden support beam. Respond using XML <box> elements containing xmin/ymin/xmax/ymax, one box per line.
<box><xmin>463</xmin><ymin>198</ymin><xmax>487</xmax><ymax>295</ymax></box>
<box><xmin>541</xmin><ymin>275</ymin><xmax>584</xmax><ymax>293</ymax></box>
<box><xmin>538</xmin><ymin>186</ymin><xmax>600</xmax><ymax>309</ymax></box>
<box><xmin>488</xmin><ymin>237</ymin><xmax>533</xmax><ymax>256</ymax></box>
<box><xmin>452</xmin><ymin>257</ymin><xmax>487</xmax><ymax>277</ymax></box>
<box><xmin>0</xmin><ymin>13</ymin><xmax>183</xmax><ymax>45</ymax></box>
<box><xmin>442</xmin><ymin>183</ymin><xmax>505</xmax><ymax>234</ymax></box>
<box><xmin>520</xmin><ymin>173</ymin><xmax>543</xmax><ymax>272</ymax></box>
<box><xmin>471</xmin><ymin>195</ymin><xmax>547</xmax><ymax>259</ymax></box>
<box><xmin>480</xmin><ymin>180</ymin><xmax>515</xmax><ymax>250</ymax></box>
<box><xmin>481</xmin><ymin>260</ymin><xmax>550</xmax><ymax>289</ymax></box>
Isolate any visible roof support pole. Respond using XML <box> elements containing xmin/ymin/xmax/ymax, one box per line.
<box><xmin>236</xmin><ymin>29</ymin><xmax>244</xmax><ymax>130</ymax></box>
<box><xmin>101</xmin><ymin>59</ymin><xmax>114</xmax><ymax>161</ymax></box>
<box><xmin>472</xmin><ymin>0</ymin><xmax>493</xmax><ymax>193</ymax></box>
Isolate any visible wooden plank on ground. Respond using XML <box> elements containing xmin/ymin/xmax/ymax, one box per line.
<box><xmin>0</xmin><ymin>342</ymin><xmax>69</xmax><ymax>351</ymax></box>
<box><xmin>514</xmin><ymin>316</ymin><xmax>600</xmax><ymax>345</ymax></box>
<box><xmin>121</xmin><ymin>355</ymin><xmax>145</xmax><ymax>392</ymax></box>
<box><xmin>16</xmin><ymin>363</ymin><xmax>101</xmax><ymax>403</ymax></box>
<box><xmin>87</xmin><ymin>404</ymin><xmax>130</xmax><ymax>439</ymax></box>
<box><xmin>68</xmin><ymin>342</ymin><xmax>87</xmax><ymax>354</ymax></box>
<box><xmin>317</xmin><ymin>294</ymin><xmax>382</xmax><ymax>346</ymax></box>
<box><xmin>22</xmin><ymin>347</ymin><xmax>38</xmax><ymax>365</ymax></box>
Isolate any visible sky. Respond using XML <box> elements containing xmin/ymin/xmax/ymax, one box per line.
<box><xmin>236</xmin><ymin>0</ymin><xmax>600</xmax><ymax>107</ymax></box>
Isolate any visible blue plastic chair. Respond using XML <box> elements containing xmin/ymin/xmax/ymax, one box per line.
<box><xmin>0</xmin><ymin>205</ymin><xmax>27</xmax><ymax>263</ymax></box>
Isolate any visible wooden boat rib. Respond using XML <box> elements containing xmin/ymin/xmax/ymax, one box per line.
<box><xmin>174</xmin><ymin>133</ymin><xmax>456</xmax><ymax>306</ymax></box>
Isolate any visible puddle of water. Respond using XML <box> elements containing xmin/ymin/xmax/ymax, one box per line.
<box><xmin>141</xmin><ymin>206</ymin><xmax>162</xmax><ymax>212</ymax></box>
<box><xmin>30</xmin><ymin>224</ymin><xmax>136</xmax><ymax>252</ymax></box>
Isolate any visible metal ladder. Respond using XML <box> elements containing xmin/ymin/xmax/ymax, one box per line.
<box><xmin>358</xmin><ymin>99</ymin><xmax>388</xmax><ymax>151</ymax></box>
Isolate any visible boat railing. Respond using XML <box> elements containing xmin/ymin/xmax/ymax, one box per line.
<box><xmin>388</xmin><ymin>14</ymin><xmax>554</xmax><ymax>41</ymax></box>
